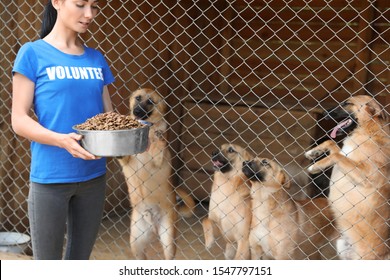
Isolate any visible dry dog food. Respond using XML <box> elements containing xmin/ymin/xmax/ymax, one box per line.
<box><xmin>74</xmin><ymin>112</ymin><xmax>144</xmax><ymax>131</ymax></box>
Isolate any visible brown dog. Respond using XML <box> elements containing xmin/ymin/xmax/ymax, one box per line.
<box><xmin>118</xmin><ymin>88</ymin><xmax>195</xmax><ymax>260</ymax></box>
<box><xmin>202</xmin><ymin>143</ymin><xmax>253</xmax><ymax>259</ymax></box>
<box><xmin>305</xmin><ymin>95</ymin><xmax>390</xmax><ymax>259</ymax></box>
<box><xmin>242</xmin><ymin>157</ymin><xmax>338</xmax><ymax>260</ymax></box>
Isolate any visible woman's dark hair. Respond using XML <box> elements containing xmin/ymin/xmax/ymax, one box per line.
<box><xmin>40</xmin><ymin>1</ymin><xmax>57</xmax><ymax>39</ymax></box>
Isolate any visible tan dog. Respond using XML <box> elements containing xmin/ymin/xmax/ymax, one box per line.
<box><xmin>118</xmin><ymin>88</ymin><xmax>195</xmax><ymax>260</ymax></box>
<box><xmin>202</xmin><ymin>144</ymin><xmax>253</xmax><ymax>259</ymax></box>
<box><xmin>242</xmin><ymin>157</ymin><xmax>338</xmax><ymax>260</ymax></box>
<box><xmin>305</xmin><ymin>95</ymin><xmax>390</xmax><ymax>259</ymax></box>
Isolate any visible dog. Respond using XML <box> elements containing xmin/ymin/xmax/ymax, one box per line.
<box><xmin>118</xmin><ymin>88</ymin><xmax>195</xmax><ymax>260</ymax></box>
<box><xmin>202</xmin><ymin>143</ymin><xmax>253</xmax><ymax>259</ymax></box>
<box><xmin>305</xmin><ymin>95</ymin><xmax>390</xmax><ymax>259</ymax></box>
<box><xmin>242</xmin><ymin>157</ymin><xmax>338</xmax><ymax>260</ymax></box>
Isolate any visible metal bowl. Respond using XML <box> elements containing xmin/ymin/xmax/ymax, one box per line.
<box><xmin>73</xmin><ymin>122</ymin><xmax>150</xmax><ymax>157</ymax></box>
<box><xmin>0</xmin><ymin>232</ymin><xmax>31</xmax><ymax>254</ymax></box>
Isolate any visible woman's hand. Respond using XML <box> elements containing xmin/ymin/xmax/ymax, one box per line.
<box><xmin>58</xmin><ymin>133</ymin><xmax>99</xmax><ymax>160</ymax></box>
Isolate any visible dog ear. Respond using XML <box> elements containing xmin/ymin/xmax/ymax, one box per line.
<box><xmin>128</xmin><ymin>91</ymin><xmax>137</xmax><ymax>109</ymax></box>
<box><xmin>380</xmin><ymin>110</ymin><xmax>389</xmax><ymax>122</ymax></box>
<box><xmin>366</xmin><ymin>99</ymin><xmax>388</xmax><ymax>121</ymax></box>
<box><xmin>280</xmin><ymin>170</ymin><xmax>291</xmax><ymax>189</ymax></box>
<box><xmin>378</xmin><ymin>107</ymin><xmax>389</xmax><ymax>122</ymax></box>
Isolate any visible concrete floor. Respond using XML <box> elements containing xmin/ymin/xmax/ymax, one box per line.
<box><xmin>91</xmin><ymin>202</ymin><xmax>226</xmax><ymax>260</ymax></box>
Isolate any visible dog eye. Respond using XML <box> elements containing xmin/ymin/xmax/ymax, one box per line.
<box><xmin>261</xmin><ymin>159</ymin><xmax>269</xmax><ymax>166</ymax></box>
<box><xmin>342</xmin><ymin>102</ymin><xmax>352</xmax><ymax>107</ymax></box>
<box><xmin>147</xmin><ymin>98</ymin><xmax>154</xmax><ymax>105</ymax></box>
<box><xmin>227</xmin><ymin>147</ymin><xmax>236</xmax><ymax>153</ymax></box>
<box><xmin>135</xmin><ymin>95</ymin><xmax>142</xmax><ymax>101</ymax></box>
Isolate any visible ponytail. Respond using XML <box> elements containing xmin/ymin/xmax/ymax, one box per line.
<box><xmin>40</xmin><ymin>1</ymin><xmax>57</xmax><ymax>39</ymax></box>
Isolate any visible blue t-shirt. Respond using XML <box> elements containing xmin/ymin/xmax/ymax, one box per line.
<box><xmin>12</xmin><ymin>39</ymin><xmax>115</xmax><ymax>184</ymax></box>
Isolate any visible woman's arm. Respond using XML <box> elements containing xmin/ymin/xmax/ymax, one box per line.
<box><xmin>102</xmin><ymin>85</ymin><xmax>114</xmax><ymax>112</ymax></box>
<box><xmin>11</xmin><ymin>73</ymin><xmax>97</xmax><ymax>160</ymax></box>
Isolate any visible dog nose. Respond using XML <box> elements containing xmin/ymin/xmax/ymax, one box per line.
<box><xmin>133</xmin><ymin>106</ymin><xmax>148</xmax><ymax>119</ymax></box>
<box><xmin>243</xmin><ymin>160</ymin><xmax>256</xmax><ymax>173</ymax></box>
<box><xmin>211</xmin><ymin>150</ymin><xmax>219</xmax><ymax>157</ymax></box>
<box><xmin>133</xmin><ymin>106</ymin><xmax>146</xmax><ymax>114</ymax></box>
<box><xmin>242</xmin><ymin>160</ymin><xmax>256</xmax><ymax>178</ymax></box>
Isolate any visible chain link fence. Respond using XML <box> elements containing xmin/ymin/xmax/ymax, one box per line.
<box><xmin>0</xmin><ymin>0</ymin><xmax>389</xmax><ymax>259</ymax></box>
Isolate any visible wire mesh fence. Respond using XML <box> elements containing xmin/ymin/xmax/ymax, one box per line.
<box><xmin>0</xmin><ymin>0</ymin><xmax>389</xmax><ymax>260</ymax></box>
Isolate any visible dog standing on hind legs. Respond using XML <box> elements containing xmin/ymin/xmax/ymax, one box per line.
<box><xmin>242</xmin><ymin>157</ymin><xmax>338</xmax><ymax>260</ymax></box>
<box><xmin>202</xmin><ymin>143</ymin><xmax>253</xmax><ymax>260</ymax></box>
<box><xmin>305</xmin><ymin>95</ymin><xmax>390</xmax><ymax>260</ymax></box>
<box><xmin>118</xmin><ymin>88</ymin><xmax>195</xmax><ymax>260</ymax></box>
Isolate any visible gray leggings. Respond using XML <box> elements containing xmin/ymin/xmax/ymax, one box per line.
<box><xmin>28</xmin><ymin>175</ymin><xmax>106</xmax><ymax>260</ymax></box>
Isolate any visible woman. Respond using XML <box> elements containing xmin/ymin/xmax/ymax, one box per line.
<box><xmin>11</xmin><ymin>0</ymin><xmax>115</xmax><ymax>259</ymax></box>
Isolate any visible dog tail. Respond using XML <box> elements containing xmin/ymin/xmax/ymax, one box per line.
<box><xmin>175</xmin><ymin>188</ymin><xmax>196</xmax><ymax>218</ymax></box>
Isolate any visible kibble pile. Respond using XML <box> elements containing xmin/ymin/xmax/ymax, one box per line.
<box><xmin>74</xmin><ymin>112</ymin><xmax>144</xmax><ymax>130</ymax></box>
